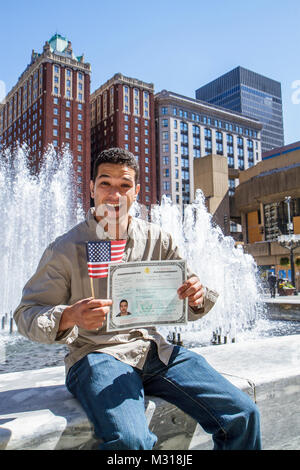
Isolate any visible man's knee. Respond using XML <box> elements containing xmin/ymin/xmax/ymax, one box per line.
<box><xmin>105</xmin><ymin>428</ymin><xmax>157</xmax><ymax>450</ymax></box>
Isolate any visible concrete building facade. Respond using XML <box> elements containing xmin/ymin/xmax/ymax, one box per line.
<box><xmin>155</xmin><ymin>89</ymin><xmax>262</xmax><ymax>214</ymax></box>
<box><xmin>0</xmin><ymin>34</ymin><xmax>91</xmax><ymax>211</ymax></box>
<box><xmin>90</xmin><ymin>73</ymin><xmax>157</xmax><ymax>208</ymax></box>
<box><xmin>233</xmin><ymin>142</ymin><xmax>300</xmax><ymax>289</ymax></box>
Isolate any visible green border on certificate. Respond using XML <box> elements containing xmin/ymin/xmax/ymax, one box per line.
<box><xmin>106</xmin><ymin>260</ymin><xmax>188</xmax><ymax>331</ymax></box>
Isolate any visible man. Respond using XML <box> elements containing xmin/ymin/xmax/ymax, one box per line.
<box><xmin>116</xmin><ymin>299</ymin><xmax>132</xmax><ymax>317</ymax></box>
<box><xmin>268</xmin><ymin>271</ymin><xmax>277</xmax><ymax>298</ymax></box>
<box><xmin>14</xmin><ymin>148</ymin><xmax>261</xmax><ymax>450</ymax></box>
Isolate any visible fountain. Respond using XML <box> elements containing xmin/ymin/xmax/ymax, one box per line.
<box><xmin>0</xmin><ymin>145</ymin><xmax>298</xmax><ymax>374</ymax></box>
<box><xmin>1</xmin><ymin>146</ymin><xmax>300</xmax><ymax>451</ymax></box>
<box><xmin>0</xmin><ymin>144</ymin><xmax>84</xmax><ymax>371</ymax></box>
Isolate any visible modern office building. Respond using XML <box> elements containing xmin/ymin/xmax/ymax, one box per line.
<box><xmin>0</xmin><ymin>33</ymin><xmax>91</xmax><ymax>211</ymax></box>
<box><xmin>155</xmin><ymin>89</ymin><xmax>262</xmax><ymax>211</ymax></box>
<box><xmin>195</xmin><ymin>66</ymin><xmax>284</xmax><ymax>153</ymax></box>
<box><xmin>91</xmin><ymin>73</ymin><xmax>157</xmax><ymax>208</ymax></box>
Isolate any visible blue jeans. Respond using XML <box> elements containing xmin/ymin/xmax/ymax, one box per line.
<box><xmin>66</xmin><ymin>342</ymin><xmax>261</xmax><ymax>450</ymax></box>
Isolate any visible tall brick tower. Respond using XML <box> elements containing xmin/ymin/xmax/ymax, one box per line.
<box><xmin>90</xmin><ymin>73</ymin><xmax>157</xmax><ymax>209</ymax></box>
<box><xmin>0</xmin><ymin>33</ymin><xmax>91</xmax><ymax>212</ymax></box>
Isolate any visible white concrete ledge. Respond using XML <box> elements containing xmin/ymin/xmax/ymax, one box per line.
<box><xmin>0</xmin><ymin>335</ymin><xmax>299</xmax><ymax>450</ymax></box>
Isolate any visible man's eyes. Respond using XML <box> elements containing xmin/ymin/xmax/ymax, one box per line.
<box><xmin>99</xmin><ymin>181</ymin><xmax>132</xmax><ymax>188</ymax></box>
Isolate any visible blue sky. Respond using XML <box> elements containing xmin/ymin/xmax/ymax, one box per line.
<box><xmin>0</xmin><ymin>0</ymin><xmax>299</xmax><ymax>145</ymax></box>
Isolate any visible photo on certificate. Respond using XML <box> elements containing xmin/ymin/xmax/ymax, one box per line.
<box><xmin>106</xmin><ymin>260</ymin><xmax>188</xmax><ymax>331</ymax></box>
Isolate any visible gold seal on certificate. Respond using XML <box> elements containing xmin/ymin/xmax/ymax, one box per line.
<box><xmin>106</xmin><ymin>260</ymin><xmax>188</xmax><ymax>331</ymax></box>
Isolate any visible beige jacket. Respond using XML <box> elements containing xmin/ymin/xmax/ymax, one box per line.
<box><xmin>14</xmin><ymin>209</ymin><xmax>218</xmax><ymax>375</ymax></box>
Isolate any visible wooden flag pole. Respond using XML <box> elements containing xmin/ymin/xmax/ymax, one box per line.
<box><xmin>90</xmin><ymin>277</ymin><xmax>95</xmax><ymax>298</ymax></box>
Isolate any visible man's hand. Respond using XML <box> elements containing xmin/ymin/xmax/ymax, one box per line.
<box><xmin>177</xmin><ymin>276</ymin><xmax>204</xmax><ymax>308</ymax></box>
<box><xmin>58</xmin><ymin>297</ymin><xmax>113</xmax><ymax>332</ymax></box>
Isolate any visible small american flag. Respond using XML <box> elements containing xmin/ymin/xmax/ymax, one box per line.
<box><xmin>86</xmin><ymin>240</ymin><xmax>127</xmax><ymax>278</ymax></box>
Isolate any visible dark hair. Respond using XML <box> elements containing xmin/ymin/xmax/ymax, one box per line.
<box><xmin>93</xmin><ymin>148</ymin><xmax>139</xmax><ymax>183</ymax></box>
<box><xmin>119</xmin><ymin>299</ymin><xmax>128</xmax><ymax>306</ymax></box>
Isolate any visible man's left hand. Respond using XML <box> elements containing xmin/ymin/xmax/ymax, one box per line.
<box><xmin>177</xmin><ymin>276</ymin><xmax>204</xmax><ymax>308</ymax></box>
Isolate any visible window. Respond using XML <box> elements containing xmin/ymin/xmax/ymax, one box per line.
<box><xmin>66</xmin><ymin>100</ymin><xmax>70</xmax><ymax>108</ymax></box>
<box><xmin>65</xmin><ymin>132</ymin><xmax>70</xmax><ymax>138</ymax></box>
<box><xmin>53</xmin><ymin>118</ymin><xmax>58</xmax><ymax>126</ymax></box>
<box><xmin>66</xmin><ymin>121</ymin><xmax>70</xmax><ymax>128</ymax></box>
<box><xmin>78</xmin><ymin>134</ymin><xmax>82</xmax><ymax>141</ymax></box>
<box><xmin>78</xmin><ymin>113</ymin><xmax>82</xmax><ymax>120</ymax></box>
<box><xmin>53</xmin><ymin>129</ymin><xmax>58</xmax><ymax>136</ymax></box>
<box><xmin>53</xmin><ymin>97</ymin><xmax>58</xmax><ymax>104</ymax></box>
<box><xmin>162</xmin><ymin>119</ymin><xmax>168</xmax><ymax>127</ymax></box>
<box><xmin>66</xmin><ymin>111</ymin><xmax>70</xmax><ymax>118</ymax></box>
<box><xmin>78</xmin><ymin>123</ymin><xmax>82</xmax><ymax>130</ymax></box>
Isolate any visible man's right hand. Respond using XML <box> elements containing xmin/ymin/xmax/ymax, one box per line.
<box><xmin>58</xmin><ymin>297</ymin><xmax>113</xmax><ymax>332</ymax></box>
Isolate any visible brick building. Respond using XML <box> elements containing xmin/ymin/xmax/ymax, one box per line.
<box><xmin>91</xmin><ymin>73</ymin><xmax>157</xmax><ymax>208</ymax></box>
<box><xmin>0</xmin><ymin>34</ymin><xmax>91</xmax><ymax>211</ymax></box>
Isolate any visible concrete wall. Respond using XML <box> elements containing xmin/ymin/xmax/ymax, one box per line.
<box><xmin>0</xmin><ymin>335</ymin><xmax>299</xmax><ymax>450</ymax></box>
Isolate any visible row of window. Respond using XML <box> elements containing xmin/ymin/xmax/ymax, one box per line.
<box><xmin>161</xmin><ymin>108</ymin><xmax>259</xmax><ymax>137</ymax></box>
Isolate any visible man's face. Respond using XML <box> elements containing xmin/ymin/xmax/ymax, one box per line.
<box><xmin>120</xmin><ymin>301</ymin><xmax>128</xmax><ymax>314</ymax></box>
<box><xmin>90</xmin><ymin>163</ymin><xmax>140</xmax><ymax>224</ymax></box>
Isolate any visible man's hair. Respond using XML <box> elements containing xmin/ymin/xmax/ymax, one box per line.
<box><xmin>120</xmin><ymin>299</ymin><xmax>128</xmax><ymax>306</ymax></box>
<box><xmin>93</xmin><ymin>148</ymin><xmax>139</xmax><ymax>184</ymax></box>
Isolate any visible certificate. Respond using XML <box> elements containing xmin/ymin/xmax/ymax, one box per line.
<box><xmin>106</xmin><ymin>260</ymin><xmax>188</xmax><ymax>331</ymax></box>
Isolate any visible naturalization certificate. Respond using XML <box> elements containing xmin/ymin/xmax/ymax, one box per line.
<box><xmin>106</xmin><ymin>260</ymin><xmax>188</xmax><ymax>331</ymax></box>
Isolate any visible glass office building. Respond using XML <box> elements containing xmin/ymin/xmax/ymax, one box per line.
<box><xmin>195</xmin><ymin>66</ymin><xmax>284</xmax><ymax>153</ymax></box>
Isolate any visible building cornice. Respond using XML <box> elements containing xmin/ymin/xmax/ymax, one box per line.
<box><xmin>155</xmin><ymin>90</ymin><xmax>263</xmax><ymax>129</ymax></box>
<box><xmin>91</xmin><ymin>73</ymin><xmax>154</xmax><ymax>100</ymax></box>
<box><xmin>3</xmin><ymin>50</ymin><xmax>91</xmax><ymax>105</ymax></box>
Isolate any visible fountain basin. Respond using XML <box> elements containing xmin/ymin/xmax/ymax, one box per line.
<box><xmin>263</xmin><ymin>295</ymin><xmax>300</xmax><ymax>322</ymax></box>
<box><xmin>0</xmin><ymin>335</ymin><xmax>299</xmax><ymax>450</ymax></box>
